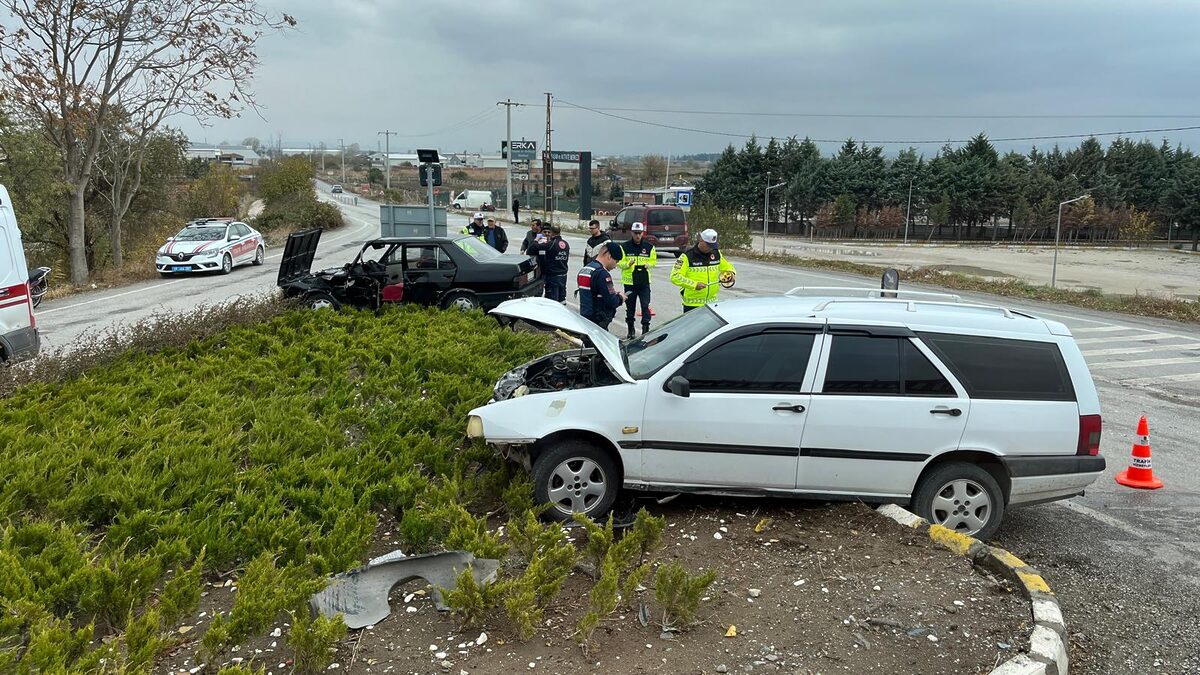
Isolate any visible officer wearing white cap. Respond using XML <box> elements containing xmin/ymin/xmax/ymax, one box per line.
<box><xmin>618</xmin><ymin>222</ymin><xmax>657</xmax><ymax>338</ymax></box>
<box><xmin>460</xmin><ymin>213</ymin><xmax>486</xmax><ymax>239</ymax></box>
<box><xmin>670</xmin><ymin>228</ymin><xmax>736</xmax><ymax>311</ymax></box>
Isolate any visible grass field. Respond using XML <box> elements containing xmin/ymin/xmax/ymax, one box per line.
<box><xmin>0</xmin><ymin>306</ymin><xmax>547</xmax><ymax>671</ymax></box>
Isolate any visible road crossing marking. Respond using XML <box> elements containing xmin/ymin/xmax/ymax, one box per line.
<box><xmin>1090</xmin><ymin>356</ymin><xmax>1200</xmax><ymax>369</ymax></box>
<box><xmin>1075</xmin><ymin>332</ymin><xmax>1193</xmax><ymax>345</ymax></box>
<box><xmin>1120</xmin><ymin>371</ymin><xmax>1200</xmax><ymax>387</ymax></box>
<box><xmin>1070</xmin><ymin>325</ymin><xmax>1132</xmax><ymax>333</ymax></box>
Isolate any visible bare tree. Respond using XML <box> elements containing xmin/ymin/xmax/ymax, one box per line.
<box><xmin>639</xmin><ymin>155</ymin><xmax>667</xmax><ymax>188</ymax></box>
<box><xmin>0</xmin><ymin>0</ymin><xmax>295</xmax><ymax>283</ymax></box>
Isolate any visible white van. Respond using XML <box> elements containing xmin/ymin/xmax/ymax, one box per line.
<box><xmin>468</xmin><ymin>289</ymin><xmax>1106</xmax><ymax>540</ymax></box>
<box><xmin>0</xmin><ymin>184</ymin><xmax>40</xmax><ymax>362</ymax></box>
<box><xmin>451</xmin><ymin>190</ymin><xmax>493</xmax><ymax>211</ymax></box>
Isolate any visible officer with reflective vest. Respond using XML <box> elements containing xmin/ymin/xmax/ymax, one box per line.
<box><xmin>618</xmin><ymin>222</ymin><xmax>657</xmax><ymax>338</ymax></box>
<box><xmin>576</xmin><ymin>242</ymin><xmax>625</xmax><ymax>329</ymax></box>
<box><xmin>670</xmin><ymin>228</ymin><xmax>736</xmax><ymax>312</ymax></box>
<box><xmin>460</xmin><ymin>213</ymin><xmax>486</xmax><ymax>239</ymax></box>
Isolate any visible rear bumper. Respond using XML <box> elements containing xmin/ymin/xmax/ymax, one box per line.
<box><xmin>1</xmin><ymin>325</ymin><xmax>40</xmax><ymax>362</ymax></box>
<box><xmin>1004</xmin><ymin>455</ymin><xmax>1106</xmax><ymax>506</ymax></box>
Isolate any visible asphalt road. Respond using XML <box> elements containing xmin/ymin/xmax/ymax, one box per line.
<box><xmin>33</xmin><ymin>185</ymin><xmax>1200</xmax><ymax>673</ymax></box>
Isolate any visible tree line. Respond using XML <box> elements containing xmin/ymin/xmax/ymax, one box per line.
<box><xmin>698</xmin><ymin>133</ymin><xmax>1200</xmax><ymax>249</ymax></box>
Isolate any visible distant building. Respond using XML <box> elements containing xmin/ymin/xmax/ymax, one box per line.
<box><xmin>185</xmin><ymin>143</ymin><xmax>261</xmax><ymax>167</ymax></box>
<box><xmin>623</xmin><ymin>185</ymin><xmax>694</xmax><ymax>210</ymax></box>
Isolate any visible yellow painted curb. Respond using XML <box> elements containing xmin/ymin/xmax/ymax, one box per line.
<box><xmin>928</xmin><ymin>523</ymin><xmax>975</xmax><ymax>556</ymax></box>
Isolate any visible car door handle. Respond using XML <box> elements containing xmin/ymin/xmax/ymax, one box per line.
<box><xmin>772</xmin><ymin>404</ymin><xmax>806</xmax><ymax>413</ymax></box>
<box><xmin>930</xmin><ymin>408</ymin><xmax>962</xmax><ymax>417</ymax></box>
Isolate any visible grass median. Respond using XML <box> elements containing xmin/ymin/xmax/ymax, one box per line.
<box><xmin>740</xmin><ymin>249</ymin><xmax>1200</xmax><ymax>324</ymax></box>
<box><xmin>0</xmin><ymin>304</ymin><xmax>547</xmax><ymax>671</ymax></box>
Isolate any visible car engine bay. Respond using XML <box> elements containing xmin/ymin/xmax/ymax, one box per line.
<box><xmin>493</xmin><ymin>348</ymin><xmax>622</xmax><ymax>400</ymax></box>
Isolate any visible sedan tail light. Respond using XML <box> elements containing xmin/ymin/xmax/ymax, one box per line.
<box><xmin>1077</xmin><ymin>414</ymin><xmax>1102</xmax><ymax>455</ymax></box>
<box><xmin>514</xmin><ymin>273</ymin><xmax>529</xmax><ymax>289</ymax></box>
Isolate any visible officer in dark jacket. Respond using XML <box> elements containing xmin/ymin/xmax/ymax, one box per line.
<box><xmin>483</xmin><ymin>217</ymin><xmax>508</xmax><ymax>252</ymax></box>
<box><xmin>530</xmin><ymin>223</ymin><xmax>570</xmax><ymax>302</ymax></box>
<box><xmin>576</xmin><ymin>242</ymin><xmax>625</xmax><ymax>330</ymax></box>
<box><xmin>582</xmin><ymin>219</ymin><xmax>611</xmax><ymax>266</ymax></box>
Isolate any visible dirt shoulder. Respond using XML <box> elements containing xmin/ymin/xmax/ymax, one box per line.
<box><xmin>168</xmin><ymin>501</ymin><xmax>1029</xmax><ymax>674</ymax></box>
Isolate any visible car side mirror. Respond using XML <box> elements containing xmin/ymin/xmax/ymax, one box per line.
<box><xmin>667</xmin><ymin>375</ymin><xmax>690</xmax><ymax>398</ymax></box>
<box><xmin>228</xmin><ymin>235</ymin><xmax>240</xmax><ymax>241</ymax></box>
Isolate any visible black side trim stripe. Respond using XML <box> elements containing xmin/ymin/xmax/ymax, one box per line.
<box><xmin>620</xmin><ymin>441</ymin><xmax>930</xmax><ymax>462</ymax></box>
<box><xmin>619</xmin><ymin>440</ymin><xmax>798</xmax><ymax>457</ymax></box>
<box><xmin>802</xmin><ymin>447</ymin><xmax>930</xmax><ymax>462</ymax></box>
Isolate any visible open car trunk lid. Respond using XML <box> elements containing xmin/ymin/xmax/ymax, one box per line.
<box><xmin>278</xmin><ymin>228</ymin><xmax>322</xmax><ymax>285</ymax></box>
<box><xmin>490</xmin><ymin>297</ymin><xmax>635</xmax><ymax>383</ymax></box>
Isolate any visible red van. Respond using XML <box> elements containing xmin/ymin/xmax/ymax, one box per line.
<box><xmin>609</xmin><ymin>205</ymin><xmax>689</xmax><ymax>256</ymax></box>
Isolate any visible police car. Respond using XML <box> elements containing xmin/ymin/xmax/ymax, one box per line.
<box><xmin>155</xmin><ymin>218</ymin><xmax>266</xmax><ymax>276</ymax></box>
<box><xmin>468</xmin><ymin>290</ymin><xmax>1106</xmax><ymax>540</ymax></box>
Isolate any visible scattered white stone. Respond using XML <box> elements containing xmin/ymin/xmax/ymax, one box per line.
<box><xmin>475</xmin><ymin>632</ymin><xmax>488</xmax><ymax>646</ymax></box>
<box><xmin>747</xmin><ymin>588</ymin><xmax>761</xmax><ymax>598</ymax></box>
<box><xmin>821</xmin><ymin>587</ymin><xmax>829</xmax><ymax>594</ymax></box>
<box><xmin>528</xmin><ymin>662</ymin><xmax>536</xmax><ymax>669</ymax></box>
<box><xmin>440</xmin><ymin>661</ymin><xmax>452</xmax><ymax>670</ymax></box>
<box><xmin>953</xmin><ymin>600</ymin><xmax>965</xmax><ymax>607</ymax></box>
<box><xmin>927</xmin><ymin>635</ymin><xmax>939</xmax><ymax>643</ymax></box>
<box><xmin>405</xmin><ymin>593</ymin><xmax>417</xmax><ymax>603</ymax></box>
<box><xmin>873</xmin><ymin>585</ymin><xmax>881</xmax><ymax>591</ymax></box>
<box><xmin>406</xmin><ymin>606</ymin><xmax>418</xmax><ymax>613</ymax></box>
<box><xmin>436</xmin><ymin>652</ymin><xmax>448</xmax><ymax>659</ymax></box>
<box><xmin>713</xmin><ymin>532</ymin><xmax>723</xmax><ymax>540</ymax></box>
<box><xmin>270</xmin><ymin>627</ymin><xmax>281</xmax><ymax>637</ymax></box>
<box><xmin>793</xmin><ymin>579</ymin><xmax>806</xmax><ymax>586</ymax></box>
<box><xmin>719</xmin><ymin>526</ymin><xmax>728</xmax><ymax>533</ymax></box>
<box><xmin>430</xmin><ymin>644</ymin><xmax>438</xmax><ymax>651</ymax></box>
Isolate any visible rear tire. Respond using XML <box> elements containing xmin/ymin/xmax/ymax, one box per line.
<box><xmin>305</xmin><ymin>291</ymin><xmax>341</xmax><ymax>310</ymax></box>
<box><xmin>911</xmin><ymin>461</ymin><xmax>1005</xmax><ymax>541</ymax></box>
<box><xmin>441</xmin><ymin>290</ymin><xmax>481</xmax><ymax>311</ymax></box>
<box><xmin>532</xmin><ymin>440</ymin><xmax>620</xmax><ymax>521</ymax></box>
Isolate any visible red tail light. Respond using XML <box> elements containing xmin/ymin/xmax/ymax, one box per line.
<box><xmin>1077</xmin><ymin>414</ymin><xmax>1102</xmax><ymax>455</ymax></box>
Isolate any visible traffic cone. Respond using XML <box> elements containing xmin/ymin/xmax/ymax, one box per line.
<box><xmin>638</xmin><ymin>306</ymin><xmax>656</xmax><ymax>318</ymax></box>
<box><xmin>1115</xmin><ymin>415</ymin><xmax>1164</xmax><ymax>490</ymax></box>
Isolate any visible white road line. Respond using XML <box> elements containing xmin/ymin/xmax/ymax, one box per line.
<box><xmin>1015</xmin><ymin>308</ymin><xmax>1115</xmax><ymax>325</ymax></box>
<box><xmin>1090</xmin><ymin>356</ymin><xmax>1200</xmax><ymax>369</ymax></box>
<box><xmin>1119</xmin><ymin>371</ymin><xmax>1200</xmax><ymax>387</ymax></box>
<box><xmin>1057</xmin><ymin>501</ymin><xmax>1148</xmax><ymax>541</ymax></box>
<box><xmin>1083</xmin><ymin>344</ymin><xmax>1200</xmax><ymax>357</ymax></box>
<box><xmin>1074</xmin><ymin>332</ymin><xmax>1193</xmax><ymax>345</ymax></box>
<box><xmin>1070</xmin><ymin>325</ymin><xmax>1133</xmax><ymax>333</ymax></box>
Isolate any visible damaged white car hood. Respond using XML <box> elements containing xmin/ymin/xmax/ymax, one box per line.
<box><xmin>490</xmin><ymin>297</ymin><xmax>635</xmax><ymax>383</ymax></box>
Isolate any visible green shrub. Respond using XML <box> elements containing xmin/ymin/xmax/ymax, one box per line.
<box><xmin>444</xmin><ymin>505</ymin><xmax>509</xmax><ymax>560</ymax></box>
<box><xmin>288</xmin><ymin>605</ymin><xmax>347</xmax><ymax>675</ymax></box>
<box><xmin>654</xmin><ymin>562</ymin><xmax>717</xmax><ymax>630</ymax></box>
<box><xmin>441</xmin><ymin>565</ymin><xmax>507</xmax><ymax>628</ymax></box>
<box><xmin>253</xmin><ymin>191</ymin><xmax>344</xmax><ymax>233</ymax></box>
<box><xmin>688</xmin><ymin>202</ymin><xmax>752</xmax><ymax>250</ymax></box>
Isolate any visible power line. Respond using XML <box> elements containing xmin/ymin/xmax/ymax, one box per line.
<box><xmin>555</xmin><ymin>99</ymin><xmax>1200</xmax><ymax>146</ymax></box>
<box><xmin>553</xmin><ymin>103</ymin><xmax>1200</xmax><ymax>120</ymax></box>
<box><xmin>391</xmin><ymin>107</ymin><xmax>499</xmax><ymax>138</ymax></box>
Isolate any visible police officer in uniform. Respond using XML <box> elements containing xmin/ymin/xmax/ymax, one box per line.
<box><xmin>576</xmin><ymin>242</ymin><xmax>625</xmax><ymax>330</ymax></box>
<box><xmin>670</xmin><ymin>228</ymin><xmax>736</xmax><ymax>312</ymax></box>
<box><xmin>461</xmin><ymin>212</ymin><xmax>486</xmax><ymax>239</ymax></box>
<box><xmin>530</xmin><ymin>223</ymin><xmax>570</xmax><ymax>302</ymax></box>
<box><xmin>618</xmin><ymin>222</ymin><xmax>656</xmax><ymax>338</ymax></box>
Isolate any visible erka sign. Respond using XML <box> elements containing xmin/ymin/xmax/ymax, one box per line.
<box><xmin>509</xmin><ymin>140</ymin><xmax>537</xmax><ymax>161</ymax></box>
<box><xmin>543</xmin><ymin>150</ymin><xmax>583</xmax><ymax>163</ymax></box>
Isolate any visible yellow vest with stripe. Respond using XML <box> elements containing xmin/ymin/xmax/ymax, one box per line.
<box><xmin>670</xmin><ymin>244</ymin><xmax>736</xmax><ymax>307</ymax></box>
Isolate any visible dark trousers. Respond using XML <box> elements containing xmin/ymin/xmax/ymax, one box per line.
<box><xmin>544</xmin><ymin>274</ymin><xmax>567</xmax><ymax>302</ymax></box>
<box><xmin>513</xmin><ymin>207</ymin><xmax>520</xmax><ymax>223</ymax></box>
<box><xmin>587</xmin><ymin>314</ymin><xmax>611</xmax><ymax>330</ymax></box>
<box><xmin>624</xmin><ymin>284</ymin><xmax>651</xmax><ymax>331</ymax></box>
<box><xmin>682</xmin><ymin>304</ymin><xmax>697</xmax><ymax>313</ymax></box>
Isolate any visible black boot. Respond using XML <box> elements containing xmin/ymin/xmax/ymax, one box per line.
<box><xmin>626</xmin><ymin>324</ymin><xmax>636</xmax><ymax>340</ymax></box>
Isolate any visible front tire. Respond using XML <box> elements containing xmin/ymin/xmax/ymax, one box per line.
<box><xmin>305</xmin><ymin>291</ymin><xmax>341</xmax><ymax>310</ymax></box>
<box><xmin>252</xmin><ymin>245</ymin><xmax>265</xmax><ymax>266</ymax></box>
<box><xmin>532</xmin><ymin>440</ymin><xmax>620</xmax><ymax>521</ymax></box>
<box><xmin>220</xmin><ymin>253</ymin><xmax>233</xmax><ymax>275</ymax></box>
<box><xmin>911</xmin><ymin>462</ymin><xmax>1005</xmax><ymax>541</ymax></box>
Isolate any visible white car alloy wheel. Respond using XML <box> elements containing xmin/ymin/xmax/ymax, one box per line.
<box><xmin>532</xmin><ymin>441</ymin><xmax>619</xmax><ymax>520</ymax></box>
<box><xmin>912</xmin><ymin>461</ymin><xmax>1004</xmax><ymax>540</ymax></box>
<box><xmin>930</xmin><ymin>478</ymin><xmax>992</xmax><ymax>534</ymax></box>
<box><xmin>253</xmin><ymin>245</ymin><xmax>265</xmax><ymax>265</ymax></box>
<box><xmin>221</xmin><ymin>253</ymin><xmax>233</xmax><ymax>274</ymax></box>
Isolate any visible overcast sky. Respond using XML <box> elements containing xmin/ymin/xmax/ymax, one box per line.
<box><xmin>178</xmin><ymin>0</ymin><xmax>1200</xmax><ymax>158</ymax></box>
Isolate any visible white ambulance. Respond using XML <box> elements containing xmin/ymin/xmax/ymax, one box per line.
<box><xmin>0</xmin><ymin>184</ymin><xmax>40</xmax><ymax>362</ymax></box>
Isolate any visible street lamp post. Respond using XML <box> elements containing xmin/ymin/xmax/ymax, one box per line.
<box><xmin>762</xmin><ymin>173</ymin><xmax>788</xmax><ymax>254</ymax></box>
<box><xmin>903</xmin><ymin>177</ymin><xmax>913</xmax><ymax>245</ymax></box>
<box><xmin>1052</xmin><ymin>194</ymin><xmax>1088</xmax><ymax>289</ymax></box>
<box><xmin>338</xmin><ymin>138</ymin><xmax>346</xmax><ymax>187</ymax></box>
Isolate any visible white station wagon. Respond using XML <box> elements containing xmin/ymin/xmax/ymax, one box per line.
<box><xmin>467</xmin><ymin>289</ymin><xmax>1106</xmax><ymax>540</ymax></box>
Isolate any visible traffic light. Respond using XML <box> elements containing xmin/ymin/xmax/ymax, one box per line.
<box><xmin>501</xmin><ymin>141</ymin><xmax>508</xmax><ymax>160</ymax></box>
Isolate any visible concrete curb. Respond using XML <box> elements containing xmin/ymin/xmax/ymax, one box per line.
<box><xmin>875</xmin><ymin>504</ymin><xmax>1069</xmax><ymax>675</ymax></box>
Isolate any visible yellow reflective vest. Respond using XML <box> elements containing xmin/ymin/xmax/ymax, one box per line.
<box><xmin>617</xmin><ymin>239</ymin><xmax>657</xmax><ymax>286</ymax></box>
<box><xmin>670</xmin><ymin>244</ymin><xmax>736</xmax><ymax>307</ymax></box>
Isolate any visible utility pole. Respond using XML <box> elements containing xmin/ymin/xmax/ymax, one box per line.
<box><xmin>338</xmin><ymin>138</ymin><xmax>346</xmax><ymax>186</ymax></box>
<box><xmin>544</xmin><ymin>92</ymin><xmax>553</xmax><ymax>216</ymax></box>
<box><xmin>320</xmin><ymin>143</ymin><xmax>326</xmax><ymax>172</ymax></box>
<box><xmin>377</xmin><ymin>130</ymin><xmax>397</xmax><ymax>191</ymax></box>
<box><xmin>1052</xmin><ymin>194</ymin><xmax>1088</xmax><ymax>288</ymax></box>
<box><xmin>497</xmin><ymin>99</ymin><xmax>522</xmax><ymax>221</ymax></box>
<box><xmin>665</xmin><ymin>154</ymin><xmax>671</xmax><ymax>188</ymax></box>
<box><xmin>763</xmin><ymin>172</ymin><xmax>787</xmax><ymax>254</ymax></box>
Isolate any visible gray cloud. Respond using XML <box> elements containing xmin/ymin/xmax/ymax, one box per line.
<box><xmin>177</xmin><ymin>0</ymin><xmax>1200</xmax><ymax>157</ymax></box>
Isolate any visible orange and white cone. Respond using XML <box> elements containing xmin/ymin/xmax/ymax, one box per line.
<box><xmin>1115</xmin><ymin>415</ymin><xmax>1164</xmax><ymax>490</ymax></box>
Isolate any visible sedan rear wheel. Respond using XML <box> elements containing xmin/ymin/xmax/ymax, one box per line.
<box><xmin>911</xmin><ymin>461</ymin><xmax>1004</xmax><ymax>540</ymax></box>
<box><xmin>532</xmin><ymin>441</ymin><xmax>619</xmax><ymax>521</ymax></box>
<box><xmin>441</xmin><ymin>290</ymin><xmax>481</xmax><ymax>311</ymax></box>
<box><xmin>305</xmin><ymin>291</ymin><xmax>341</xmax><ymax>310</ymax></box>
